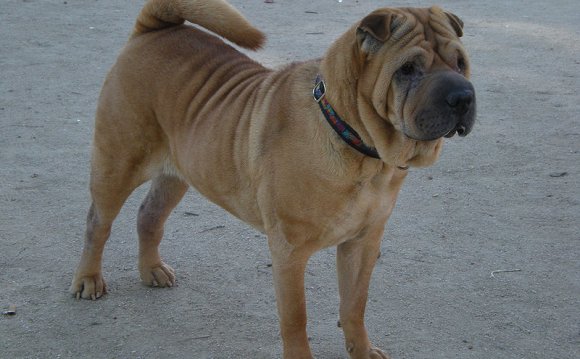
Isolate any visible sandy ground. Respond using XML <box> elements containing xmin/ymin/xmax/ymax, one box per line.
<box><xmin>1</xmin><ymin>0</ymin><xmax>579</xmax><ymax>358</ymax></box>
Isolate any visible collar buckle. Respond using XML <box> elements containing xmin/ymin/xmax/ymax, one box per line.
<box><xmin>313</xmin><ymin>78</ymin><xmax>326</xmax><ymax>103</ymax></box>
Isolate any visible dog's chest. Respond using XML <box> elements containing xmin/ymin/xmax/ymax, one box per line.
<box><xmin>333</xmin><ymin>188</ymin><xmax>391</xmax><ymax>243</ymax></box>
<box><xmin>307</xmin><ymin>167</ymin><xmax>406</xmax><ymax>247</ymax></box>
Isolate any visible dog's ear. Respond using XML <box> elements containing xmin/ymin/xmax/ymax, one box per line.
<box><xmin>444</xmin><ymin>11</ymin><xmax>464</xmax><ymax>38</ymax></box>
<box><xmin>356</xmin><ymin>12</ymin><xmax>399</xmax><ymax>54</ymax></box>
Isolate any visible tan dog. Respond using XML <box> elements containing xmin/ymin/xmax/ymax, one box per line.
<box><xmin>70</xmin><ymin>0</ymin><xmax>476</xmax><ymax>358</ymax></box>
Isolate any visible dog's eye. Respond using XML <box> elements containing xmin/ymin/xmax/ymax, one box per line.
<box><xmin>457</xmin><ymin>57</ymin><xmax>466</xmax><ymax>72</ymax></box>
<box><xmin>399</xmin><ymin>62</ymin><xmax>416</xmax><ymax>76</ymax></box>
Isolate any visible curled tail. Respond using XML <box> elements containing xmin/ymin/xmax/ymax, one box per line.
<box><xmin>132</xmin><ymin>0</ymin><xmax>265</xmax><ymax>50</ymax></box>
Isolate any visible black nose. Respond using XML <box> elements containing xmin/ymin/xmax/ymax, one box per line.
<box><xmin>446</xmin><ymin>89</ymin><xmax>474</xmax><ymax>115</ymax></box>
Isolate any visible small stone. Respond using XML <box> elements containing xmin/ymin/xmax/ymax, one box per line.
<box><xmin>2</xmin><ymin>304</ymin><xmax>16</xmax><ymax>315</ymax></box>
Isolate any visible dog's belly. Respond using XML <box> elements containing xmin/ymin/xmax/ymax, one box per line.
<box><xmin>163</xmin><ymin>116</ymin><xmax>267</xmax><ymax>232</ymax></box>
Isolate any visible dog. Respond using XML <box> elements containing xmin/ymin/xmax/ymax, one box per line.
<box><xmin>70</xmin><ymin>0</ymin><xmax>476</xmax><ymax>358</ymax></box>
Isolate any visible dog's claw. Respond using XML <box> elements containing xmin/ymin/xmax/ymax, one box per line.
<box><xmin>70</xmin><ymin>273</ymin><xmax>107</xmax><ymax>300</ymax></box>
<box><xmin>140</xmin><ymin>262</ymin><xmax>176</xmax><ymax>288</ymax></box>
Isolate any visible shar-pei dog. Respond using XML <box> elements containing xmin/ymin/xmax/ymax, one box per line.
<box><xmin>71</xmin><ymin>0</ymin><xmax>476</xmax><ymax>357</ymax></box>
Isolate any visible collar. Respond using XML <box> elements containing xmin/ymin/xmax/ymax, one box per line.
<box><xmin>313</xmin><ymin>75</ymin><xmax>381</xmax><ymax>160</ymax></box>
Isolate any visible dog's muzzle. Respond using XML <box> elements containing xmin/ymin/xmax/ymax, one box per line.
<box><xmin>406</xmin><ymin>71</ymin><xmax>476</xmax><ymax>141</ymax></box>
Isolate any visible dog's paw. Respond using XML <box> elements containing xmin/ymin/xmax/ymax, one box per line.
<box><xmin>139</xmin><ymin>262</ymin><xmax>175</xmax><ymax>288</ymax></box>
<box><xmin>347</xmin><ymin>345</ymin><xmax>390</xmax><ymax>359</ymax></box>
<box><xmin>70</xmin><ymin>272</ymin><xmax>107</xmax><ymax>300</ymax></box>
<box><xmin>368</xmin><ymin>347</ymin><xmax>390</xmax><ymax>359</ymax></box>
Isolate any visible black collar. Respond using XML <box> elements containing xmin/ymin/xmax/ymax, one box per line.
<box><xmin>312</xmin><ymin>75</ymin><xmax>381</xmax><ymax>159</ymax></box>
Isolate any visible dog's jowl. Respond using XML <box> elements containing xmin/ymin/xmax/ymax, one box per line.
<box><xmin>71</xmin><ymin>1</ymin><xmax>475</xmax><ymax>358</ymax></box>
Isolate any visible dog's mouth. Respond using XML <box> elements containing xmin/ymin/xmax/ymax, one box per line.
<box><xmin>444</xmin><ymin>124</ymin><xmax>469</xmax><ymax>138</ymax></box>
<box><xmin>403</xmin><ymin>124</ymin><xmax>454</xmax><ymax>141</ymax></box>
<box><xmin>444</xmin><ymin>130</ymin><xmax>456</xmax><ymax>138</ymax></box>
<box><xmin>403</xmin><ymin>124</ymin><xmax>468</xmax><ymax>141</ymax></box>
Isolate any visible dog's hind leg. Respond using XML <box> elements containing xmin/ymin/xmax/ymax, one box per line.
<box><xmin>70</xmin><ymin>85</ymin><xmax>165</xmax><ymax>299</ymax></box>
<box><xmin>70</xmin><ymin>147</ymin><xmax>150</xmax><ymax>300</ymax></box>
<box><xmin>137</xmin><ymin>174</ymin><xmax>188</xmax><ymax>288</ymax></box>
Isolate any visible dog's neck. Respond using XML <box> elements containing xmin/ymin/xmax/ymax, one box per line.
<box><xmin>319</xmin><ymin>26</ymin><xmax>444</xmax><ymax>169</ymax></box>
<box><xmin>313</xmin><ymin>75</ymin><xmax>382</xmax><ymax>160</ymax></box>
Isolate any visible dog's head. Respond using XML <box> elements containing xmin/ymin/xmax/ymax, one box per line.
<box><xmin>322</xmin><ymin>7</ymin><xmax>476</xmax><ymax>166</ymax></box>
<box><xmin>356</xmin><ymin>7</ymin><xmax>475</xmax><ymax>142</ymax></box>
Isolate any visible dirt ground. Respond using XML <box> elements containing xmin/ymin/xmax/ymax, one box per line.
<box><xmin>1</xmin><ymin>0</ymin><xmax>578</xmax><ymax>358</ymax></box>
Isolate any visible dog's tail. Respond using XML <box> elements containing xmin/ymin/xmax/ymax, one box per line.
<box><xmin>132</xmin><ymin>0</ymin><xmax>265</xmax><ymax>50</ymax></box>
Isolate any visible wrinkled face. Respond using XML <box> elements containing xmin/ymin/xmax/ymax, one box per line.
<box><xmin>358</xmin><ymin>7</ymin><xmax>476</xmax><ymax>141</ymax></box>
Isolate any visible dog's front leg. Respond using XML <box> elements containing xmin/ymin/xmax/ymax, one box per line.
<box><xmin>268</xmin><ymin>235</ymin><xmax>315</xmax><ymax>359</ymax></box>
<box><xmin>337</xmin><ymin>228</ymin><xmax>390</xmax><ymax>359</ymax></box>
